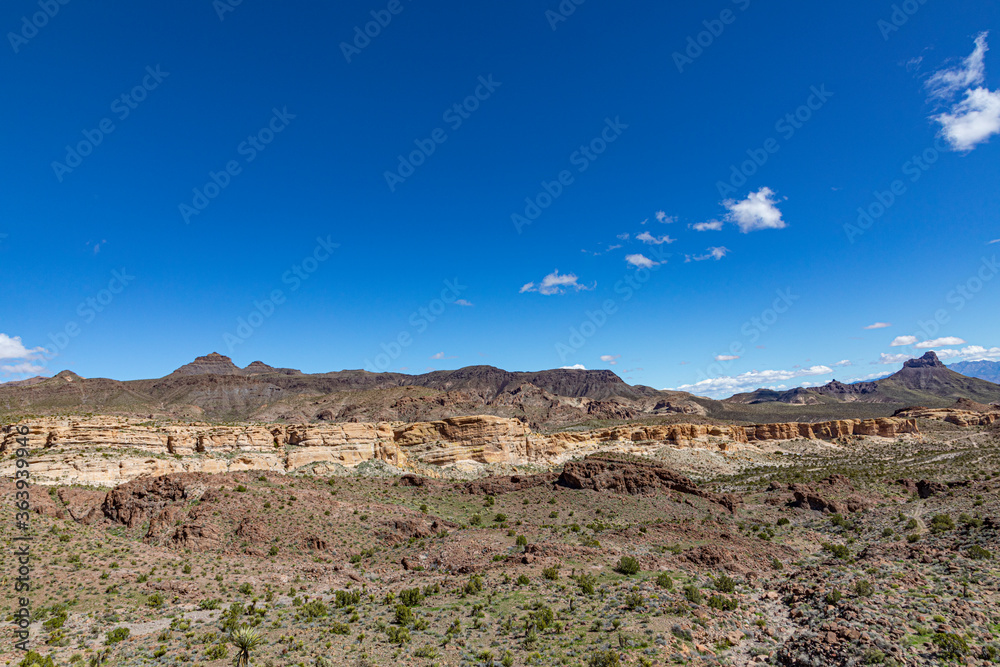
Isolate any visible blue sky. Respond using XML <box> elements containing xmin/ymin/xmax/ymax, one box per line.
<box><xmin>1</xmin><ymin>1</ymin><xmax>998</xmax><ymax>398</ymax></box>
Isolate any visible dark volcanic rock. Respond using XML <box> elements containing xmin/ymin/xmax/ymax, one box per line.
<box><xmin>103</xmin><ymin>473</ymin><xmax>210</xmax><ymax>528</ymax></box>
<box><xmin>557</xmin><ymin>456</ymin><xmax>740</xmax><ymax>511</ymax></box>
<box><xmin>904</xmin><ymin>351</ymin><xmax>945</xmax><ymax>369</ymax></box>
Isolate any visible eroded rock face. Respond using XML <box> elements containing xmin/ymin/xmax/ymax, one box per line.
<box><xmin>557</xmin><ymin>456</ymin><xmax>740</xmax><ymax>512</ymax></box>
<box><xmin>894</xmin><ymin>405</ymin><xmax>1000</xmax><ymax>427</ymax></box>
<box><xmin>0</xmin><ymin>415</ymin><xmax>920</xmax><ymax>487</ymax></box>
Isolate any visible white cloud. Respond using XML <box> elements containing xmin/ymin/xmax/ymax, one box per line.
<box><xmin>672</xmin><ymin>365</ymin><xmax>834</xmax><ymax>399</ymax></box>
<box><xmin>655</xmin><ymin>211</ymin><xmax>675</xmax><ymax>224</ymax></box>
<box><xmin>934</xmin><ymin>87</ymin><xmax>1000</xmax><ymax>151</ymax></box>
<box><xmin>692</xmin><ymin>247</ymin><xmax>729</xmax><ymax>261</ymax></box>
<box><xmin>926</xmin><ymin>32</ymin><xmax>988</xmax><ymax>99</ymax></box>
<box><xmin>0</xmin><ymin>333</ymin><xmax>45</xmax><ymax>361</ymax></box>
<box><xmin>879</xmin><ymin>352</ymin><xmax>915</xmax><ymax>364</ymax></box>
<box><xmin>455</xmin><ymin>299</ymin><xmax>474</xmax><ymax>307</ymax></box>
<box><xmin>617</xmin><ymin>233</ymin><xmax>630</xmax><ymax>240</ymax></box>
<box><xmin>600</xmin><ymin>354</ymin><xmax>621</xmax><ymax>365</ymax></box>
<box><xmin>691</xmin><ymin>220</ymin><xmax>723</xmax><ymax>232</ymax></box>
<box><xmin>915</xmin><ymin>336</ymin><xmax>966</xmax><ymax>349</ymax></box>
<box><xmin>834</xmin><ymin>359</ymin><xmax>852</xmax><ymax>366</ymax></box>
<box><xmin>989</xmin><ymin>239</ymin><xmax>1000</xmax><ymax>244</ymax></box>
<box><xmin>890</xmin><ymin>335</ymin><xmax>918</xmax><ymax>346</ymax></box>
<box><xmin>560</xmin><ymin>364</ymin><xmax>586</xmax><ymax>370</ymax></box>
<box><xmin>723</xmin><ymin>187</ymin><xmax>787</xmax><ymax>233</ymax></box>
<box><xmin>625</xmin><ymin>254</ymin><xmax>660</xmax><ymax>269</ymax></box>
<box><xmin>635</xmin><ymin>231</ymin><xmax>675</xmax><ymax>245</ymax></box>
<box><xmin>927</xmin><ymin>33</ymin><xmax>1000</xmax><ymax>151</ymax></box>
<box><xmin>519</xmin><ymin>270</ymin><xmax>594</xmax><ymax>295</ymax></box>
<box><xmin>947</xmin><ymin>345</ymin><xmax>1000</xmax><ymax>361</ymax></box>
<box><xmin>430</xmin><ymin>352</ymin><xmax>445</xmax><ymax>360</ymax></box>
<box><xmin>715</xmin><ymin>355</ymin><xmax>740</xmax><ymax>361</ymax></box>
<box><xmin>864</xmin><ymin>322</ymin><xmax>892</xmax><ymax>330</ymax></box>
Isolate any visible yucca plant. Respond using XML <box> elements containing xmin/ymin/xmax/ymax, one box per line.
<box><xmin>229</xmin><ymin>625</ymin><xmax>264</xmax><ymax>667</ymax></box>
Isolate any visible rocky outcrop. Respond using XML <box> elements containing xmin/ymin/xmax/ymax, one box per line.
<box><xmin>788</xmin><ymin>475</ymin><xmax>876</xmax><ymax>513</ymax></box>
<box><xmin>0</xmin><ymin>415</ymin><xmax>919</xmax><ymax>487</ymax></box>
<box><xmin>893</xmin><ymin>405</ymin><xmax>1000</xmax><ymax>427</ymax></box>
<box><xmin>557</xmin><ymin>456</ymin><xmax>740</xmax><ymax>512</ymax></box>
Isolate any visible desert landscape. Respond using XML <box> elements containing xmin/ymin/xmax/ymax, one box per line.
<box><xmin>2</xmin><ymin>352</ymin><xmax>999</xmax><ymax>667</ymax></box>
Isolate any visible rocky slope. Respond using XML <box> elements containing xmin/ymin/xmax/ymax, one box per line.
<box><xmin>0</xmin><ymin>415</ymin><xmax>919</xmax><ymax>486</ymax></box>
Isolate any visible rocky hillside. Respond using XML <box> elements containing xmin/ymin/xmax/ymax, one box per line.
<box><xmin>0</xmin><ymin>354</ymin><xmax>711</xmax><ymax>428</ymax></box>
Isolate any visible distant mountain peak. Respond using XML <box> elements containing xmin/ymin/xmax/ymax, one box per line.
<box><xmin>170</xmin><ymin>353</ymin><xmax>241</xmax><ymax>376</ymax></box>
<box><xmin>903</xmin><ymin>351</ymin><xmax>944</xmax><ymax>369</ymax></box>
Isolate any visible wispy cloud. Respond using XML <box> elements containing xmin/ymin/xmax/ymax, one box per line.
<box><xmin>833</xmin><ymin>359</ymin><xmax>852</xmax><ymax>366</ymax></box>
<box><xmin>691</xmin><ymin>220</ymin><xmax>723</xmax><ymax>232</ymax></box>
<box><xmin>520</xmin><ymin>270</ymin><xmax>595</xmax><ymax>295</ymax></box>
<box><xmin>635</xmin><ymin>231</ymin><xmax>675</xmax><ymax>245</ymax></box>
<box><xmin>600</xmin><ymin>354</ymin><xmax>620</xmax><ymax>365</ymax></box>
<box><xmin>864</xmin><ymin>322</ymin><xmax>892</xmax><ymax>329</ymax></box>
<box><xmin>890</xmin><ymin>335</ymin><xmax>918</xmax><ymax>346</ymax></box>
<box><xmin>691</xmin><ymin>247</ymin><xmax>729</xmax><ymax>261</ymax></box>
<box><xmin>927</xmin><ymin>32</ymin><xmax>1000</xmax><ymax>151</ymax></box>
<box><xmin>655</xmin><ymin>211</ymin><xmax>675</xmax><ymax>224</ymax></box>
<box><xmin>1</xmin><ymin>362</ymin><xmax>45</xmax><ymax>375</ymax></box>
<box><xmin>672</xmin><ymin>365</ymin><xmax>833</xmax><ymax>398</ymax></box>
<box><xmin>715</xmin><ymin>354</ymin><xmax>739</xmax><ymax>361</ymax></box>
<box><xmin>455</xmin><ymin>299</ymin><xmax>474</xmax><ymax>307</ymax></box>
<box><xmin>723</xmin><ymin>187</ymin><xmax>787</xmax><ymax>233</ymax></box>
<box><xmin>879</xmin><ymin>352</ymin><xmax>914</xmax><ymax>364</ymax></box>
<box><xmin>560</xmin><ymin>364</ymin><xmax>586</xmax><ymax>370</ymax></box>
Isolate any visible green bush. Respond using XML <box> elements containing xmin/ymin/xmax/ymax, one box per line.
<box><xmin>542</xmin><ymin>566</ymin><xmax>560</xmax><ymax>581</ymax></box>
<box><xmin>854</xmin><ymin>580</ymin><xmax>874</xmax><ymax>597</ymax></box>
<box><xmin>386</xmin><ymin>626</ymin><xmax>411</xmax><ymax>645</ymax></box>
<box><xmin>655</xmin><ymin>572</ymin><xmax>674</xmax><ymax>590</ymax></box>
<box><xmin>205</xmin><ymin>644</ymin><xmax>228</xmax><ymax>660</ymax></box>
<box><xmin>933</xmin><ymin>632</ymin><xmax>969</xmax><ymax>660</ymax></box>
<box><xmin>588</xmin><ymin>650</ymin><xmax>620</xmax><ymax>667</ymax></box>
<box><xmin>18</xmin><ymin>651</ymin><xmax>56</xmax><ymax>667</ymax></box>
<box><xmin>822</xmin><ymin>542</ymin><xmax>852</xmax><ymax>560</ymax></box>
<box><xmin>930</xmin><ymin>514</ymin><xmax>955</xmax><ymax>533</ymax></box>
<box><xmin>577</xmin><ymin>573</ymin><xmax>596</xmax><ymax>595</ymax></box>
<box><xmin>399</xmin><ymin>588</ymin><xmax>424</xmax><ymax>607</ymax></box>
<box><xmin>330</xmin><ymin>622</ymin><xmax>350</xmax><ymax>635</ymax></box>
<box><xmin>105</xmin><ymin>627</ymin><xmax>130</xmax><ymax>644</ymax></box>
<box><xmin>615</xmin><ymin>556</ymin><xmax>640</xmax><ymax>576</ymax></box>
<box><xmin>516</xmin><ymin>535</ymin><xmax>528</xmax><ymax>547</ymax></box>
<box><xmin>967</xmin><ymin>545</ymin><xmax>993</xmax><ymax>560</ymax></box>
<box><xmin>714</xmin><ymin>574</ymin><xmax>736</xmax><ymax>593</ymax></box>
<box><xmin>516</xmin><ymin>574</ymin><xmax>530</xmax><ymax>586</ymax></box>
<box><xmin>707</xmin><ymin>595</ymin><xmax>738</xmax><ymax>611</ymax></box>
<box><xmin>394</xmin><ymin>604</ymin><xmax>414</xmax><ymax>626</ymax></box>
<box><xmin>824</xmin><ymin>589</ymin><xmax>842</xmax><ymax>606</ymax></box>
<box><xmin>683</xmin><ymin>585</ymin><xmax>702</xmax><ymax>604</ymax></box>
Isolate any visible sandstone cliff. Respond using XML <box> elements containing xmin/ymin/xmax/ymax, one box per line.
<box><xmin>0</xmin><ymin>415</ymin><xmax>918</xmax><ymax>487</ymax></box>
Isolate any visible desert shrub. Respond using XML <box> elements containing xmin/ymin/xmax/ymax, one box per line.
<box><xmin>625</xmin><ymin>592</ymin><xmax>644</xmax><ymax>610</ymax></box>
<box><xmin>199</xmin><ymin>598</ymin><xmax>221</xmax><ymax>610</ymax></box>
<box><xmin>615</xmin><ymin>556</ymin><xmax>640</xmax><ymax>576</ymax></box>
<box><xmin>399</xmin><ymin>588</ymin><xmax>423</xmax><ymax>607</ymax></box>
<box><xmin>300</xmin><ymin>599</ymin><xmax>327</xmax><ymax>620</ymax></box>
<box><xmin>907</xmin><ymin>533</ymin><xmax>921</xmax><ymax>543</ymax></box>
<box><xmin>330</xmin><ymin>622</ymin><xmax>350</xmax><ymax>635</ymax></box>
<box><xmin>822</xmin><ymin>542</ymin><xmax>851</xmax><ymax>560</ymax></box>
<box><xmin>683</xmin><ymin>585</ymin><xmax>702</xmax><ymax>604</ymax></box>
<box><xmin>516</xmin><ymin>574</ymin><xmax>530</xmax><ymax>586</ymax></box>
<box><xmin>577</xmin><ymin>573</ymin><xmax>596</xmax><ymax>595</ymax></box>
<box><xmin>493</xmin><ymin>513</ymin><xmax>507</xmax><ymax>523</ymax></box>
<box><xmin>707</xmin><ymin>595</ymin><xmax>738</xmax><ymax>611</ymax></box>
<box><xmin>714</xmin><ymin>574</ymin><xmax>736</xmax><ymax>593</ymax></box>
<box><xmin>825</xmin><ymin>589</ymin><xmax>842</xmax><ymax>605</ymax></box>
<box><xmin>588</xmin><ymin>650</ymin><xmax>620</xmax><ymax>667</ymax></box>
<box><xmin>18</xmin><ymin>651</ymin><xmax>56</xmax><ymax>667</ymax></box>
<box><xmin>930</xmin><ymin>514</ymin><xmax>955</xmax><ymax>533</ymax></box>
<box><xmin>656</xmin><ymin>572</ymin><xmax>674</xmax><ymax>590</ymax></box>
<box><xmin>469</xmin><ymin>514</ymin><xmax>482</xmax><ymax>526</ymax></box>
<box><xmin>933</xmin><ymin>632</ymin><xmax>969</xmax><ymax>660</ymax></box>
<box><xmin>854</xmin><ymin>580</ymin><xmax>874</xmax><ymax>597</ymax></box>
<box><xmin>516</xmin><ymin>535</ymin><xmax>528</xmax><ymax>547</ymax></box>
<box><xmin>335</xmin><ymin>589</ymin><xmax>362</xmax><ymax>608</ymax></box>
<box><xmin>776</xmin><ymin>517</ymin><xmax>790</xmax><ymax>526</ymax></box>
<box><xmin>394</xmin><ymin>604</ymin><xmax>414</xmax><ymax>626</ymax></box>
<box><xmin>414</xmin><ymin>646</ymin><xmax>439</xmax><ymax>658</ymax></box>
<box><xmin>967</xmin><ymin>545</ymin><xmax>993</xmax><ymax>560</ymax></box>
<box><xmin>905</xmin><ymin>518</ymin><xmax>918</xmax><ymax>530</ymax></box>
<box><xmin>238</xmin><ymin>583</ymin><xmax>253</xmax><ymax>596</ymax></box>
<box><xmin>530</xmin><ymin>605</ymin><xmax>554</xmax><ymax>631</ymax></box>
<box><xmin>205</xmin><ymin>644</ymin><xmax>228</xmax><ymax>660</ymax></box>
<box><xmin>542</xmin><ymin>566</ymin><xmax>560</xmax><ymax>581</ymax></box>
<box><xmin>105</xmin><ymin>627</ymin><xmax>130</xmax><ymax>645</ymax></box>
<box><xmin>147</xmin><ymin>592</ymin><xmax>164</xmax><ymax>608</ymax></box>
<box><xmin>464</xmin><ymin>574</ymin><xmax>484</xmax><ymax>595</ymax></box>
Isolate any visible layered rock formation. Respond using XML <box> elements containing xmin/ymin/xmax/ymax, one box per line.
<box><xmin>0</xmin><ymin>415</ymin><xmax>919</xmax><ymax>487</ymax></box>
<box><xmin>893</xmin><ymin>405</ymin><xmax>1000</xmax><ymax>427</ymax></box>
